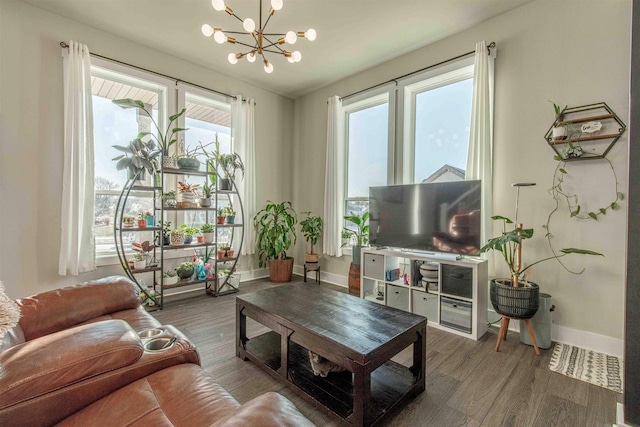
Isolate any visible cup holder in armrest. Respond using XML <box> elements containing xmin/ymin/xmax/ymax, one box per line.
<box><xmin>138</xmin><ymin>328</ymin><xmax>163</xmax><ymax>339</ymax></box>
<box><xmin>144</xmin><ymin>337</ymin><xmax>175</xmax><ymax>352</ymax></box>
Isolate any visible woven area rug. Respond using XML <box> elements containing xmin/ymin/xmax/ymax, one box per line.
<box><xmin>549</xmin><ymin>343</ymin><xmax>623</xmax><ymax>393</ymax></box>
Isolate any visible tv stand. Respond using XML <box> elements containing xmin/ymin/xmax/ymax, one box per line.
<box><xmin>360</xmin><ymin>247</ymin><xmax>488</xmax><ymax>340</ymax></box>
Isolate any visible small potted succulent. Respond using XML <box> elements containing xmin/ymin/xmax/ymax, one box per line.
<box><xmin>221</xmin><ymin>206</ymin><xmax>236</xmax><ymax>224</ymax></box>
<box><xmin>137</xmin><ymin>212</ymin><xmax>147</xmax><ymax>229</ymax></box>
<box><xmin>217</xmin><ymin>212</ymin><xmax>226</xmax><ymax>225</ymax></box>
<box><xmin>176</xmin><ymin>262</ymin><xmax>195</xmax><ymax>280</ymax></box>
<box><xmin>132</xmin><ymin>253</ymin><xmax>146</xmax><ymax>270</ymax></box>
<box><xmin>163</xmin><ymin>269</ymin><xmax>178</xmax><ymax>285</ymax></box>
<box><xmin>201</xmin><ymin>223</ymin><xmax>215</xmax><ymax>244</ymax></box>
<box><xmin>161</xmin><ymin>190</ymin><xmax>177</xmax><ymax>208</ymax></box>
<box><xmin>199</xmin><ymin>184</ymin><xmax>213</xmax><ymax>208</ymax></box>
<box><xmin>217</xmin><ymin>245</ymin><xmax>229</xmax><ymax>260</ymax></box>
<box><xmin>158</xmin><ymin>221</ymin><xmax>172</xmax><ymax>245</ymax></box>
<box><xmin>170</xmin><ymin>229</ymin><xmax>185</xmax><ymax>246</ymax></box>
<box><xmin>180</xmin><ymin>224</ymin><xmax>199</xmax><ymax>244</ymax></box>
<box><xmin>123</xmin><ymin>215</ymin><xmax>135</xmax><ymax>228</ymax></box>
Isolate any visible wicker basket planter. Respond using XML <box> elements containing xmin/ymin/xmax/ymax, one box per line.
<box><xmin>490</xmin><ymin>279</ymin><xmax>539</xmax><ymax>319</ymax></box>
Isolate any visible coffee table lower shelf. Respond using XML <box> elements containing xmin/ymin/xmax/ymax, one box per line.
<box><xmin>243</xmin><ymin>331</ymin><xmax>417</xmax><ymax>424</ymax></box>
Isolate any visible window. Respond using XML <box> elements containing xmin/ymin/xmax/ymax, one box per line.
<box><xmin>403</xmin><ymin>64</ymin><xmax>474</xmax><ymax>183</ymax></box>
<box><xmin>344</xmin><ymin>91</ymin><xmax>394</xmax><ymax>231</ymax></box>
<box><xmin>91</xmin><ymin>63</ymin><xmax>171</xmax><ymax>258</ymax></box>
<box><xmin>341</xmin><ymin>61</ymin><xmax>474</xmax><ymax>243</ymax></box>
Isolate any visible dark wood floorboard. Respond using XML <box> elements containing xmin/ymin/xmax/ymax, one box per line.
<box><xmin>152</xmin><ymin>277</ymin><xmax>619</xmax><ymax>427</ymax></box>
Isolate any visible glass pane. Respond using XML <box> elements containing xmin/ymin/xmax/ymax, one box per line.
<box><xmin>344</xmin><ymin>200</ymin><xmax>369</xmax><ymax>233</ymax></box>
<box><xmin>184</xmin><ymin>94</ymin><xmax>232</xmax><ymax>162</ymax></box>
<box><xmin>347</xmin><ymin>103</ymin><xmax>389</xmax><ymax>197</ymax></box>
<box><xmin>91</xmin><ymin>74</ymin><xmax>163</xmax><ymax>256</ymax></box>
<box><xmin>413</xmin><ymin>78</ymin><xmax>473</xmax><ymax>183</ymax></box>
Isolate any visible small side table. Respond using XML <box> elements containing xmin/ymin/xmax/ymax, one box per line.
<box><xmin>304</xmin><ymin>262</ymin><xmax>320</xmax><ymax>283</ymax></box>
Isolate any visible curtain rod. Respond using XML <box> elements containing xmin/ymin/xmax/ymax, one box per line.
<box><xmin>339</xmin><ymin>41</ymin><xmax>495</xmax><ymax>102</ymax></box>
<box><xmin>60</xmin><ymin>41</ymin><xmax>244</xmax><ymax>102</ymax></box>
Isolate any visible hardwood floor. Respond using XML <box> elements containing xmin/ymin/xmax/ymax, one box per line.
<box><xmin>152</xmin><ymin>277</ymin><xmax>620</xmax><ymax>426</ymax></box>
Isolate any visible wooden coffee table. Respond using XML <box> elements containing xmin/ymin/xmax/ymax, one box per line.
<box><xmin>236</xmin><ymin>284</ymin><xmax>427</xmax><ymax>427</ymax></box>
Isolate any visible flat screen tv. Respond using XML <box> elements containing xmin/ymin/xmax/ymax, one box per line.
<box><xmin>369</xmin><ymin>180</ymin><xmax>482</xmax><ymax>256</ymax></box>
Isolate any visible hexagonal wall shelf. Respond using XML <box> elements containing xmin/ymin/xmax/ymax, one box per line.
<box><xmin>545</xmin><ymin>102</ymin><xmax>626</xmax><ymax>161</ymax></box>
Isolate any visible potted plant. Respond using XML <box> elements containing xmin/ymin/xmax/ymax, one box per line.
<box><xmin>132</xmin><ymin>241</ymin><xmax>156</xmax><ymax>265</ymax></box>
<box><xmin>132</xmin><ymin>253</ymin><xmax>146</xmax><ymax>270</ymax></box>
<box><xmin>221</xmin><ymin>206</ymin><xmax>236</xmax><ymax>224</ymax></box>
<box><xmin>112</xmin><ymin>99</ymin><xmax>188</xmax><ymax>168</ymax></box>
<box><xmin>170</xmin><ymin>229</ymin><xmax>185</xmax><ymax>246</ymax></box>
<box><xmin>177</xmin><ymin>144</ymin><xmax>202</xmax><ymax>171</ymax></box>
<box><xmin>201</xmin><ymin>223</ymin><xmax>215</xmax><ymax>244</ymax></box>
<box><xmin>161</xmin><ymin>190</ymin><xmax>177</xmax><ymax>208</ymax></box>
<box><xmin>177</xmin><ymin>181</ymin><xmax>200</xmax><ymax>208</ymax></box>
<box><xmin>123</xmin><ymin>215</ymin><xmax>135</xmax><ymax>228</ymax></box>
<box><xmin>217</xmin><ymin>212</ymin><xmax>226</xmax><ymax>225</ymax></box>
<box><xmin>158</xmin><ymin>221</ymin><xmax>172</xmax><ymax>245</ymax></box>
<box><xmin>112</xmin><ymin>137</ymin><xmax>161</xmax><ymax>181</ymax></box>
<box><xmin>144</xmin><ymin>210</ymin><xmax>154</xmax><ymax>227</ymax></box>
<box><xmin>137</xmin><ymin>212</ymin><xmax>147</xmax><ymax>229</ymax></box>
<box><xmin>180</xmin><ymin>224</ymin><xmax>199</xmax><ymax>244</ymax></box>
<box><xmin>549</xmin><ymin>101</ymin><xmax>569</xmax><ymax>141</ymax></box>
<box><xmin>300</xmin><ymin>211</ymin><xmax>323</xmax><ymax>263</ymax></box>
<box><xmin>218</xmin><ymin>152</ymin><xmax>244</xmax><ymax>190</ymax></box>
<box><xmin>199</xmin><ymin>184</ymin><xmax>212</xmax><ymax>208</ymax></box>
<box><xmin>254</xmin><ymin>200</ymin><xmax>298</xmax><ymax>283</ymax></box>
<box><xmin>217</xmin><ymin>246</ymin><xmax>228</xmax><ymax>260</ymax></box>
<box><xmin>176</xmin><ymin>262</ymin><xmax>195</xmax><ymax>280</ymax></box>
<box><xmin>342</xmin><ymin>211</ymin><xmax>369</xmax><ymax>265</ymax></box>
<box><xmin>163</xmin><ymin>270</ymin><xmax>178</xmax><ymax>285</ymax></box>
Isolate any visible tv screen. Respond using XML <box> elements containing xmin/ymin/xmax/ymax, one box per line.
<box><xmin>369</xmin><ymin>180</ymin><xmax>482</xmax><ymax>256</ymax></box>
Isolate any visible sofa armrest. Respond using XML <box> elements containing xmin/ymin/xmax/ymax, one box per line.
<box><xmin>213</xmin><ymin>392</ymin><xmax>315</xmax><ymax>427</ymax></box>
<box><xmin>16</xmin><ymin>276</ymin><xmax>141</xmax><ymax>340</ymax></box>
<box><xmin>0</xmin><ymin>319</ymin><xmax>142</xmax><ymax>411</ymax></box>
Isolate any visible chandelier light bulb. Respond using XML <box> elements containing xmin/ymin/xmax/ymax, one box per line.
<box><xmin>264</xmin><ymin>61</ymin><xmax>274</xmax><ymax>73</ymax></box>
<box><xmin>201</xmin><ymin>24</ymin><xmax>214</xmax><ymax>37</ymax></box>
<box><xmin>271</xmin><ymin>0</ymin><xmax>283</xmax><ymax>11</ymax></box>
<box><xmin>247</xmin><ymin>51</ymin><xmax>257</xmax><ymax>62</ymax></box>
<box><xmin>292</xmin><ymin>50</ymin><xmax>302</xmax><ymax>62</ymax></box>
<box><xmin>213</xmin><ymin>30</ymin><xmax>226</xmax><ymax>44</ymax></box>
<box><xmin>243</xmin><ymin>18</ymin><xmax>256</xmax><ymax>33</ymax></box>
<box><xmin>287</xmin><ymin>56</ymin><xmax>295</xmax><ymax>63</ymax></box>
<box><xmin>306</xmin><ymin>28</ymin><xmax>317</xmax><ymax>41</ymax></box>
<box><xmin>285</xmin><ymin>31</ymin><xmax>297</xmax><ymax>44</ymax></box>
<box><xmin>228</xmin><ymin>53</ymin><xmax>239</xmax><ymax>64</ymax></box>
<box><xmin>211</xmin><ymin>0</ymin><xmax>225</xmax><ymax>12</ymax></box>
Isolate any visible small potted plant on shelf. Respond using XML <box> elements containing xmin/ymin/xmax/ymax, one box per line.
<box><xmin>217</xmin><ymin>212</ymin><xmax>226</xmax><ymax>225</ymax></box>
<box><xmin>123</xmin><ymin>215</ymin><xmax>135</xmax><ymax>228</ymax></box>
<box><xmin>158</xmin><ymin>221</ymin><xmax>172</xmax><ymax>245</ymax></box>
<box><xmin>177</xmin><ymin>181</ymin><xmax>200</xmax><ymax>208</ymax></box>
<box><xmin>144</xmin><ymin>210</ymin><xmax>154</xmax><ymax>227</ymax></box>
<box><xmin>132</xmin><ymin>253</ymin><xmax>146</xmax><ymax>270</ymax></box>
<box><xmin>218</xmin><ymin>152</ymin><xmax>245</xmax><ymax>191</ymax></box>
<box><xmin>300</xmin><ymin>211</ymin><xmax>323</xmax><ymax>263</ymax></box>
<box><xmin>137</xmin><ymin>212</ymin><xmax>147</xmax><ymax>229</ymax></box>
<box><xmin>163</xmin><ymin>269</ymin><xmax>178</xmax><ymax>285</ymax></box>
<box><xmin>221</xmin><ymin>206</ymin><xmax>236</xmax><ymax>224</ymax></box>
<box><xmin>112</xmin><ymin>98</ymin><xmax>188</xmax><ymax>169</ymax></box>
<box><xmin>201</xmin><ymin>223</ymin><xmax>215</xmax><ymax>244</ymax></box>
<box><xmin>132</xmin><ymin>241</ymin><xmax>156</xmax><ymax>265</ymax></box>
<box><xmin>170</xmin><ymin>229</ymin><xmax>185</xmax><ymax>246</ymax></box>
<box><xmin>161</xmin><ymin>190</ymin><xmax>177</xmax><ymax>208</ymax></box>
<box><xmin>180</xmin><ymin>224</ymin><xmax>199</xmax><ymax>244</ymax></box>
<box><xmin>342</xmin><ymin>211</ymin><xmax>369</xmax><ymax>265</ymax></box>
<box><xmin>549</xmin><ymin>101</ymin><xmax>569</xmax><ymax>141</ymax></box>
<box><xmin>217</xmin><ymin>245</ymin><xmax>228</xmax><ymax>260</ymax></box>
<box><xmin>199</xmin><ymin>184</ymin><xmax>212</xmax><ymax>208</ymax></box>
<box><xmin>177</xmin><ymin>144</ymin><xmax>202</xmax><ymax>171</ymax></box>
<box><xmin>176</xmin><ymin>262</ymin><xmax>195</xmax><ymax>280</ymax></box>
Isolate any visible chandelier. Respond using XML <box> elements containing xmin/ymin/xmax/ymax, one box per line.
<box><xmin>201</xmin><ymin>0</ymin><xmax>316</xmax><ymax>74</ymax></box>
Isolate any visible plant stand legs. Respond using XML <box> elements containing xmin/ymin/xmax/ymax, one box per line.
<box><xmin>495</xmin><ymin>316</ymin><xmax>540</xmax><ymax>356</ymax></box>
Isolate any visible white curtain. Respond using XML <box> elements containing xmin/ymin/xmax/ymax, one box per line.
<box><xmin>323</xmin><ymin>96</ymin><xmax>345</xmax><ymax>257</ymax></box>
<box><xmin>466</xmin><ymin>40</ymin><xmax>496</xmax><ymax>273</ymax></box>
<box><xmin>232</xmin><ymin>95</ymin><xmax>256</xmax><ymax>255</ymax></box>
<box><xmin>59</xmin><ymin>41</ymin><xmax>96</xmax><ymax>276</ymax></box>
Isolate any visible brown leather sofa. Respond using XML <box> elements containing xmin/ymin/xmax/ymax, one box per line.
<box><xmin>0</xmin><ymin>276</ymin><xmax>313</xmax><ymax>427</ymax></box>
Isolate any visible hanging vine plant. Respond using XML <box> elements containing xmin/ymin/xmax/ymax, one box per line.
<box><xmin>543</xmin><ymin>156</ymin><xmax>622</xmax><ymax>273</ymax></box>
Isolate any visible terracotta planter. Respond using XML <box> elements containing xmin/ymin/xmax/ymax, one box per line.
<box><xmin>217</xmin><ymin>216</ymin><xmax>226</xmax><ymax>225</ymax></box>
<box><xmin>305</xmin><ymin>253</ymin><xmax>319</xmax><ymax>263</ymax></box>
<box><xmin>268</xmin><ymin>257</ymin><xmax>294</xmax><ymax>283</ymax></box>
<box><xmin>137</xmin><ymin>219</ymin><xmax>147</xmax><ymax>229</ymax></box>
<box><xmin>217</xmin><ymin>250</ymin><xmax>226</xmax><ymax>260</ymax></box>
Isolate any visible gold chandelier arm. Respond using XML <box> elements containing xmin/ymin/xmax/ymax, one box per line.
<box><xmin>262</xmin><ymin>35</ymin><xmax>285</xmax><ymax>53</ymax></box>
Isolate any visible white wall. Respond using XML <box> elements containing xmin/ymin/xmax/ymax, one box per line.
<box><xmin>292</xmin><ymin>0</ymin><xmax>631</xmax><ymax>340</ymax></box>
<box><xmin>0</xmin><ymin>0</ymin><xmax>293</xmax><ymax>298</ymax></box>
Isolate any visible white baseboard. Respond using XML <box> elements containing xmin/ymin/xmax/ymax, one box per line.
<box><xmin>292</xmin><ymin>264</ymin><xmax>348</xmax><ymax>288</ymax></box>
<box><xmin>615</xmin><ymin>402</ymin><xmax>630</xmax><ymax>426</ymax></box>
<box><xmin>488</xmin><ymin>308</ymin><xmax>624</xmax><ymax>358</ymax></box>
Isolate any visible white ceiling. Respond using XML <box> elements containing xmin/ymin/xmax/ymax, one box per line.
<box><xmin>22</xmin><ymin>0</ymin><xmax>533</xmax><ymax>99</ymax></box>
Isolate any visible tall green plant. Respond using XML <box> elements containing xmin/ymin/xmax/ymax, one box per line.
<box><xmin>299</xmin><ymin>211</ymin><xmax>323</xmax><ymax>255</ymax></box>
<box><xmin>481</xmin><ymin>215</ymin><xmax>602</xmax><ymax>287</ymax></box>
<box><xmin>343</xmin><ymin>211</ymin><xmax>369</xmax><ymax>246</ymax></box>
<box><xmin>254</xmin><ymin>201</ymin><xmax>298</xmax><ymax>267</ymax></box>
<box><xmin>112</xmin><ymin>99</ymin><xmax>188</xmax><ymax>155</ymax></box>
